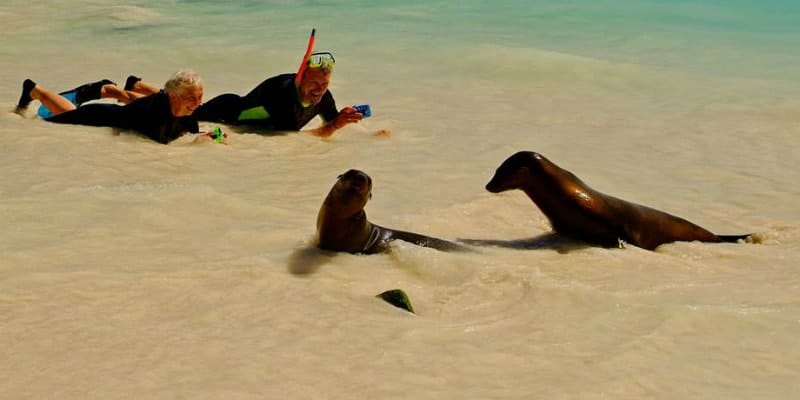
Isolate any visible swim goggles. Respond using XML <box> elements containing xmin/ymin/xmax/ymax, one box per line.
<box><xmin>307</xmin><ymin>52</ymin><xmax>335</xmax><ymax>70</ymax></box>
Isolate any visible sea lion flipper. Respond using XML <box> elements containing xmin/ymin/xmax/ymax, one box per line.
<box><xmin>718</xmin><ymin>234</ymin><xmax>752</xmax><ymax>243</ymax></box>
<box><xmin>387</xmin><ymin>228</ymin><xmax>469</xmax><ymax>252</ymax></box>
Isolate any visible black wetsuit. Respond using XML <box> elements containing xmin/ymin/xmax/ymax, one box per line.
<box><xmin>46</xmin><ymin>91</ymin><xmax>199</xmax><ymax>144</ymax></box>
<box><xmin>192</xmin><ymin>73</ymin><xmax>338</xmax><ymax>131</ymax></box>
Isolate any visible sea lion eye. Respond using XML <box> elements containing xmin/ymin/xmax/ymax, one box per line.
<box><xmin>337</xmin><ymin>173</ymin><xmax>343</xmax><ymax>179</ymax></box>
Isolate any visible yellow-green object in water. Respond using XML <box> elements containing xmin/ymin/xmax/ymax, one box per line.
<box><xmin>211</xmin><ymin>127</ymin><xmax>224</xmax><ymax>143</ymax></box>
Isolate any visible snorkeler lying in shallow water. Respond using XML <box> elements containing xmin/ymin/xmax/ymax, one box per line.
<box><xmin>15</xmin><ymin>70</ymin><xmax>228</xmax><ymax>145</ymax></box>
<box><xmin>192</xmin><ymin>51</ymin><xmax>365</xmax><ymax>137</ymax></box>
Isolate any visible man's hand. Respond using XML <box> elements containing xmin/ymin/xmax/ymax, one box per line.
<box><xmin>310</xmin><ymin>107</ymin><xmax>364</xmax><ymax>137</ymax></box>
<box><xmin>332</xmin><ymin>106</ymin><xmax>363</xmax><ymax>129</ymax></box>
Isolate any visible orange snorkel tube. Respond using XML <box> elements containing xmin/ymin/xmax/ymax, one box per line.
<box><xmin>295</xmin><ymin>28</ymin><xmax>317</xmax><ymax>85</ymax></box>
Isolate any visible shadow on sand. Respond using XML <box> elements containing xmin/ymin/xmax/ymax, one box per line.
<box><xmin>286</xmin><ymin>246</ymin><xmax>337</xmax><ymax>276</ymax></box>
<box><xmin>457</xmin><ymin>233</ymin><xmax>592</xmax><ymax>253</ymax></box>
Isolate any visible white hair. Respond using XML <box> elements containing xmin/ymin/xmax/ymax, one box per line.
<box><xmin>164</xmin><ymin>69</ymin><xmax>203</xmax><ymax>94</ymax></box>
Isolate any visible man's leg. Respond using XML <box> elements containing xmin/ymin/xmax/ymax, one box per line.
<box><xmin>18</xmin><ymin>79</ymin><xmax>78</xmax><ymax>116</ymax></box>
<box><xmin>124</xmin><ymin>75</ymin><xmax>159</xmax><ymax>95</ymax></box>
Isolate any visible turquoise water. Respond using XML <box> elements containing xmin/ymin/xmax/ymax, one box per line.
<box><xmin>20</xmin><ymin>0</ymin><xmax>800</xmax><ymax>75</ymax></box>
<box><xmin>8</xmin><ymin>0</ymin><xmax>800</xmax><ymax>82</ymax></box>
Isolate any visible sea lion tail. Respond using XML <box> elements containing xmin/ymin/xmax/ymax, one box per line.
<box><xmin>718</xmin><ymin>234</ymin><xmax>752</xmax><ymax>243</ymax></box>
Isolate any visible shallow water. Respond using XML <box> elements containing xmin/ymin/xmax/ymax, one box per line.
<box><xmin>1</xmin><ymin>1</ymin><xmax>799</xmax><ymax>399</ymax></box>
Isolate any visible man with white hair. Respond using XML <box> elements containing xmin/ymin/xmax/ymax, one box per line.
<box><xmin>15</xmin><ymin>70</ymin><xmax>226</xmax><ymax>145</ymax></box>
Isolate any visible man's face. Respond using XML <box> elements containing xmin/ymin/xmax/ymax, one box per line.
<box><xmin>298</xmin><ymin>68</ymin><xmax>331</xmax><ymax>105</ymax></box>
<box><xmin>171</xmin><ymin>86</ymin><xmax>203</xmax><ymax>117</ymax></box>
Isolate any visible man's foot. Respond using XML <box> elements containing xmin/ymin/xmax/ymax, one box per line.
<box><xmin>16</xmin><ymin>78</ymin><xmax>36</xmax><ymax>109</ymax></box>
<box><xmin>124</xmin><ymin>75</ymin><xmax>141</xmax><ymax>91</ymax></box>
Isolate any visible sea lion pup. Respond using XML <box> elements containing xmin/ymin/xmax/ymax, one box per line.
<box><xmin>316</xmin><ymin>169</ymin><xmax>467</xmax><ymax>254</ymax></box>
<box><xmin>485</xmin><ymin>151</ymin><xmax>751</xmax><ymax>251</ymax></box>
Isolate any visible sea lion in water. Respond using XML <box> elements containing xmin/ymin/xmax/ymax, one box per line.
<box><xmin>316</xmin><ymin>169</ymin><xmax>467</xmax><ymax>254</ymax></box>
<box><xmin>485</xmin><ymin>151</ymin><xmax>750</xmax><ymax>251</ymax></box>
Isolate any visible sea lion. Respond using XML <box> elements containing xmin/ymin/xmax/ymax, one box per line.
<box><xmin>485</xmin><ymin>151</ymin><xmax>750</xmax><ymax>251</ymax></box>
<box><xmin>316</xmin><ymin>169</ymin><xmax>467</xmax><ymax>254</ymax></box>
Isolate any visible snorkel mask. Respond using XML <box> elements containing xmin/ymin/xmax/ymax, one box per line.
<box><xmin>307</xmin><ymin>52</ymin><xmax>335</xmax><ymax>70</ymax></box>
<box><xmin>295</xmin><ymin>29</ymin><xmax>337</xmax><ymax>84</ymax></box>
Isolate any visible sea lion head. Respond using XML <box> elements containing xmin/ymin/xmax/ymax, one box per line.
<box><xmin>485</xmin><ymin>151</ymin><xmax>545</xmax><ymax>193</ymax></box>
<box><xmin>317</xmin><ymin>169</ymin><xmax>376</xmax><ymax>252</ymax></box>
<box><xmin>326</xmin><ymin>169</ymin><xmax>373</xmax><ymax>214</ymax></box>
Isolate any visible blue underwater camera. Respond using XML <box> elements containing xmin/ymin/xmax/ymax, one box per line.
<box><xmin>353</xmin><ymin>104</ymin><xmax>372</xmax><ymax>118</ymax></box>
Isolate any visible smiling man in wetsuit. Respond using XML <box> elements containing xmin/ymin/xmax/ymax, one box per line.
<box><xmin>16</xmin><ymin>70</ymin><xmax>226</xmax><ymax>145</ymax></box>
<box><xmin>192</xmin><ymin>52</ymin><xmax>363</xmax><ymax>137</ymax></box>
